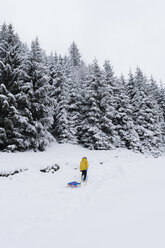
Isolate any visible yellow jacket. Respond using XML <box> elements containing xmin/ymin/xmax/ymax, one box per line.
<box><xmin>80</xmin><ymin>157</ymin><xmax>88</xmax><ymax>171</ymax></box>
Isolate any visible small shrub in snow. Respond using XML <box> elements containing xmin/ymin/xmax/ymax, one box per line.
<box><xmin>40</xmin><ymin>164</ymin><xmax>60</xmax><ymax>173</ymax></box>
<box><xmin>0</xmin><ymin>168</ymin><xmax>28</xmax><ymax>177</ymax></box>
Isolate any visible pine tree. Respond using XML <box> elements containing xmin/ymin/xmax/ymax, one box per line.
<box><xmin>67</xmin><ymin>62</ymin><xmax>80</xmax><ymax>144</ymax></box>
<box><xmin>67</xmin><ymin>44</ymin><xmax>84</xmax><ymax>144</ymax></box>
<box><xmin>148</xmin><ymin>77</ymin><xmax>165</xmax><ymax>139</ymax></box>
<box><xmin>127</xmin><ymin>68</ymin><xmax>163</xmax><ymax>152</ymax></box>
<box><xmin>80</xmin><ymin>60</ymin><xmax>103</xmax><ymax>149</ymax></box>
<box><xmin>100</xmin><ymin>60</ymin><xmax>120</xmax><ymax>149</ymax></box>
<box><xmin>51</xmin><ymin>57</ymin><xmax>70</xmax><ymax>143</ymax></box>
<box><xmin>18</xmin><ymin>38</ymin><xmax>54</xmax><ymax>151</ymax></box>
<box><xmin>68</xmin><ymin>42</ymin><xmax>81</xmax><ymax>67</ymax></box>
<box><xmin>76</xmin><ymin>61</ymin><xmax>89</xmax><ymax>139</ymax></box>
<box><xmin>0</xmin><ymin>24</ymin><xmax>29</xmax><ymax>151</ymax></box>
<box><xmin>115</xmin><ymin>75</ymin><xmax>140</xmax><ymax>150</ymax></box>
<box><xmin>157</xmin><ymin>82</ymin><xmax>165</xmax><ymax>142</ymax></box>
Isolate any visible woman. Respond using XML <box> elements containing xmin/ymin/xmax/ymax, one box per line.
<box><xmin>80</xmin><ymin>157</ymin><xmax>88</xmax><ymax>181</ymax></box>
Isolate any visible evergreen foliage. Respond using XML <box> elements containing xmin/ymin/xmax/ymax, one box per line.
<box><xmin>127</xmin><ymin>68</ymin><xmax>163</xmax><ymax>152</ymax></box>
<box><xmin>0</xmin><ymin>24</ymin><xmax>165</xmax><ymax>153</ymax></box>
<box><xmin>68</xmin><ymin>42</ymin><xmax>81</xmax><ymax>67</ymax></box>
<box><xmin>80</xmin><ymin>60</ymin><xmax>103</xmax><ymax>149</ymax></box>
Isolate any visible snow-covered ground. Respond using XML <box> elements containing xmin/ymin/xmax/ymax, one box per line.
<box><xmin>0</xmin><ymin>142</ymin><xmax>165</xmax><ymax>248</ymax></box>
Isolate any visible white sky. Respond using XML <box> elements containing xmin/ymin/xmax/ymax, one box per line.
<box><xmin>0</xmin><ymin>0</ymin><xmax>165</xmax><ymax>82</ymax></box>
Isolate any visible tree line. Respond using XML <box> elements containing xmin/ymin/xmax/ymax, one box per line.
<box><xmin>0</xmin><ymin>23</ymin><xmax>165</xmax><ymax>153</ymax></box>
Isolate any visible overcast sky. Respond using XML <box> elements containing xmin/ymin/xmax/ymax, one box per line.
<box><xmin>0</xmin><ymin>0</ymin><xmax>165</xmax><ymax>82</ymax></box>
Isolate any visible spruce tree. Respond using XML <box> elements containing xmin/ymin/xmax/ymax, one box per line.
<box><xmin>67</xmin><ymin>44</ymin><xmax>84</xmax><ymax>144</ymax></box>
<box><xmin>127</xmin><ymin>68</ymin><xmax>163</xmax><ymax>152</ymax></box>
<box><xmin>0</xmin><ymin>24</ymin><xmax>29</xmax><ymax>151</ymax></box>
<box><xmin>100</xmin><ymin>60</ymin><xmax>120</xmax><ymax>148</ymax></box>
<box><xmin>68</xmin><ymin>42</ymin><xmax>81</xmax><ymax>67</ymax></box>
<box><xmin>80</xmin><ymin>60</ymin><xmax>103</xmax><ymax>149</ymax></box>
<box><xmin>51</xmin><ymin>57</ymin><xmax>70</xmax><ymax>143</ymax></box>
<box><xmin>115</xmin><ymin>75</ymin><xmax>140</xmax><ymax>150</ymax></box>
<box><xmin>19</xmin><ymin>38</ymin><xmax>54</xmax><ymax>151</ymax></box>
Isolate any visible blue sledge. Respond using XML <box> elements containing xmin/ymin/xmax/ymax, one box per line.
<box><xmin>68</xmin><ymin>181</ymin><xmax>81</xmax><ymax>187</ymax></box>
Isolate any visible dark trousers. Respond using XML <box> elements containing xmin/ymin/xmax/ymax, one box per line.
<box><xmin>81</xmin><ymin>170</ymin><xmax>87</xmax><ymax>181</ymax></box>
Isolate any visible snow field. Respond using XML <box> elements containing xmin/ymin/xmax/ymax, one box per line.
<box><xmin>0</xmin><ymin>143</ymin><xmax>165</xmax><ymax>248</ymax></box>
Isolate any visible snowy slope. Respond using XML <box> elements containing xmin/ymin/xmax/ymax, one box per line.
<box><xmin>0</xmin><ymin>142</ymin><xmax>165</xmax><ymax>248</ymax></box>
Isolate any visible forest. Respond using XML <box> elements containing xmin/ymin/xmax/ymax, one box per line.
<box><xmin>0</xmin><ymin>23</ymin><xmax>165</xmax><ymax>153</ymax></box>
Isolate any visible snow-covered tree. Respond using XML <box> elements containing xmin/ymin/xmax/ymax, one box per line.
<box><xmin>0</xmin><ymin>23</ymin><xmax>164</xmax><ymax>153</ymax></box>
<box><xmin>80</xmin><ymin>60</ymin><xmax>104</xmax><ymax>149</ymax></box>
<box><xmin>115</xmin><ymin>75</ymin><xmax>140</xmax><ymax>150</ymax></box>
<box><xmin>18</xmin><ymin>38</ymin><xmax>55</xmax><ymax>151</ymax></box>
<box><xmin>0</xmin><ymin>24</ymin><xmax>29</xmax><ymax>151</ymax></box>
<box><xmin>127</xmin><ymin>68</ymin><xmax>163</xmax><ymax>152</ymax></box>
<box><xmin>67</xmin><ymin>64</ymin><xmax>80</xmax><ymax>143</ymax></box>
<box><xmin>51</xmin><ymin>57</ymin><xmax>70</xmax><ymax>143</ymax></box>
<box><xmin>100</xmin><ymin>60</ymin><xmax>120</xmax><ymax>149</ymax></box>
<box><xmin>68</xmin><ymin>42</ymin><xmax>81</xmax><ymax>67</ymax></box>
